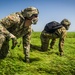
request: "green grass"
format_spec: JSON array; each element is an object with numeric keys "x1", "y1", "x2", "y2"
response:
[{"x1": 0, "y1": 32, "x2": 75, "y2": 75}]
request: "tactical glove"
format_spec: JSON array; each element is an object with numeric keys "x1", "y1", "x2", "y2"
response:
[{"x1": 10, "y1": 34, "x2": 18, "y2": 49}]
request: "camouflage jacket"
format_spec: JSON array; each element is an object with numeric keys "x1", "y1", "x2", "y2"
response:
[
  {"x1": 0, "y1": 12, "x2": 32, "y2": 38},
  {"x1": 0, "y1": 12, "x2": 32, "y2": 50}
]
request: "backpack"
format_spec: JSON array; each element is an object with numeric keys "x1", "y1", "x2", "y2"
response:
[{"x1": 44, "y1": 21, "x2": 62, "y2": 33}]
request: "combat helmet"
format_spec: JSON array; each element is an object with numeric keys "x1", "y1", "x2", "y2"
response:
[
  {"x1": 21, "y1": 6, "x2": 39, "y2": 18},
  {"x1": 61, "y1": 19, "x2": 71, "y2": 30},
  {"x1": 61, "y1": 19, "x2": 71, "y2": 26}
]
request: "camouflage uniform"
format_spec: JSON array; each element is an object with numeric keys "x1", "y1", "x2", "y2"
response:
[
  {"x1": 40, "y1": 19, "x2": 71, "y2": 55},
  {"x1": 0, "y1": 6, "x2": 39, "y2": 62}
]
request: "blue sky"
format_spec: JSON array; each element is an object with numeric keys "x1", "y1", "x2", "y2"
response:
[{"x1": 0, "y1": 0, "x2": 75, "y2": 32}]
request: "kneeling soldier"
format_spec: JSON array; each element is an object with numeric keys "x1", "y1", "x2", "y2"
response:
[{"x1": 40, "y1": 19, "x2": 71, "y2": 56}]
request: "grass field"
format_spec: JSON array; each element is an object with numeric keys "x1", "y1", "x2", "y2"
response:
[{"x1": 0, "y1": 32, "x2": 75, "y2": 75}]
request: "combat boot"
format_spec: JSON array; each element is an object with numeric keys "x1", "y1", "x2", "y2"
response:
[
  {"x1": 25, "y1": 59, "x2": 30, "y2": 63},
  {"x1": 41, "y1": 46, "x2": 47, "y2": 51},
  {"x1": 25, "y1": 55, "x2": 30, "y2": 63},
  {"x1": 50, "y1": 46, "x2": 54, "y2": 49},
  {"x1": 60, "y1": 52, "x2": 64, "y2": 56}
]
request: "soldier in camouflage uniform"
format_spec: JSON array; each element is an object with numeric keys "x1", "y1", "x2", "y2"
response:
[
  {"x1": 40, "y1": 19, "x2": 71, "y2": 56},
  {"x1": 0, "y1": 6, "x2": 39, "y2": 62}
]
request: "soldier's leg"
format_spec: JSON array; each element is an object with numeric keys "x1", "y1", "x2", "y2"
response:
[
  {"x1": 40, "y1": 34, "x2": 50, "y2": 51},
  {"x1": 0, "y1": 35, "x2": 9, "y2": 59},
  {"x1": 50, "y1": 38, "x2": 56, "y2": 49},
  {"x1": 24, "y1": 45, "x2": 30, "y2": 62},
  {"x1": 23, "y1": 35, "x2": 30, "y2": 63},
  {"x1": 59, "y1": 39, "x2": 64, "y2": 56}
]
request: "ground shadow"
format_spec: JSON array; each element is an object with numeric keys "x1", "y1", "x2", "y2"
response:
[
  {"x1": 30, "y1": 57, "x2": 41, "y2": 63},
  {"x1": 30, "y1": 44, "x2": 41, "y2": 51}
]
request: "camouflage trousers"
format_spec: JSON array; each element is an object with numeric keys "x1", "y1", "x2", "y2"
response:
[
  {"x1": 22, "y1": 35, "x2": 30, "y2": 62},
  {"x1": 40, "y1": 30, "x2": 57, "y2": 51},
  {"x1": 23, "y1": 44, "x2": 30, "y2": 62},
  {"x1": 0, "y1": 34, "x2": 9, "y2": 59}
]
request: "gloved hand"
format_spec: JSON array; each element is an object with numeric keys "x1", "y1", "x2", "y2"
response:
[{"x1": 10, "y1": 34, "x2": 18, "y2": 49}]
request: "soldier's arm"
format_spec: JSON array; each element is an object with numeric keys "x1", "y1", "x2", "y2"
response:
[
  {"x1": 0, "y1": 24, "x2": 16, "y2": 39},
  {"x1": 59, "y1": 29, "x2": 67, "y2": 55},
  {"x1": 0, "y1": 25, "x2": 16, "y2": 39},
  {"x1": 0, "y1": 25, "x2": 17, "y2": 49},
  {"x1": 50, "y1": 38, "x2": 56, "y2": 49}
]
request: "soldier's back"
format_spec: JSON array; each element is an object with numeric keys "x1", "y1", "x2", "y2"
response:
[
  {"x1": 0, "y1": 12, "x2": 24, "y2": 28},
  {"x1": 52, "y1": 26, "x2": 67, "y2": 39}
]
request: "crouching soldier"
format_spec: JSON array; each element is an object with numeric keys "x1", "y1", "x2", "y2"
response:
[
  {"x1": 0, "y1": 6, "x2": 39, "y2": 62},
  {"x1": 40, "y1": 19, "x2": 71, "y2": 56}
]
